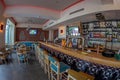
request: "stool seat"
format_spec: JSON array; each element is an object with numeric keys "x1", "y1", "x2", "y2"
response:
[{"x1": 51, "y1": 62, "x2": 70, "y2": 73}]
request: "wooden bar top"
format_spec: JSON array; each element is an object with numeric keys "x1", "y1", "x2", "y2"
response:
[
  {"x1": 68, "y1": 70, "x2": 94, "y2": 80},
  {"x1": 39, "y1": 42, "x2": 120, "y2": 68}
]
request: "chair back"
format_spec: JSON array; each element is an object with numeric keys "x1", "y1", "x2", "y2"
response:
[
  {"x1": 43, "y1": 51, "x2": 49, "y2": 65},
  {"x1": 18, "y1": 54, "x2": 26, "y2": 61},
  {"x1": 39, "y1": 48, "x2": 44, "y2": 60},
  {"x1": 49, "y1": 56, "x2": 60, "y2": 73}
]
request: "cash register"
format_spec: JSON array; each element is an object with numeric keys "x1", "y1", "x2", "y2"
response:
[{"x1": 102, "y1": 49, "x2": 115, "y2": 57}]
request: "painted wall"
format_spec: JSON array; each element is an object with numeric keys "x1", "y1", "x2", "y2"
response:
[
  {"x1": 16, "y1": 28, "x2": 49, "y2": 41},
  {"x1": 0, "y1": 1, "x2": 6, "y2": 49}
]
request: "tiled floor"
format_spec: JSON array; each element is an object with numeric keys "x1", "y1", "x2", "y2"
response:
[{"x1": 0, "y1": 51, "x2": 48, "y2": 80}]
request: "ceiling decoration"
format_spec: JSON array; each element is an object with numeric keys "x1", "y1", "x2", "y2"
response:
[
  {"x1": 4, "y1": 0, "x2": 83, "y2": 11},
  {"x1": 14, "y1": 17, "x2": 48, "y2": 25}
]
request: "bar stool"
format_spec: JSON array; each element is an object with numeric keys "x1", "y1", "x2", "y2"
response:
[
  {"x1": 17, "y1": 53, "x2": 28, "y2": 64},
  {"x1": 39, "y1": 48, "x2": 44, "y2": 68},
  {"x1": 67, "y1": 69, "x2": 94, "y2": 80},
  {"x1": 43, "y1": 50, "x2": 50, "y2": 80},
  {"x1": 49, "y1": 56, "x2": 70, "y2": 80}
]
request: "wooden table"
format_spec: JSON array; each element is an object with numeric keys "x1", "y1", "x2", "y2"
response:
[
  {"x1": 0, "y1": 51, "x2": 8, "y2": 63},
  {"x1": 39, "y1": 42, "x2": 120, "y2": 68}
]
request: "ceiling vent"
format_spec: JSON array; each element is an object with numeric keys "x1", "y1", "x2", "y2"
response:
[
  {"x1": 49, "y1": 22, "x2": 54, "y2": 25},
  {"x1": 44, "y1": 26, "x2": 47, "y2": 27},
  {"x1": 101, "y1": 0, "x2": 113, "y2": 5},
  {"x1": 69, "y1": 8, "x2": 84, "y2": 15}
]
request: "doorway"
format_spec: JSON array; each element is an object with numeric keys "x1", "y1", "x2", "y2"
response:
[{"x1": 5, "y1": 19, "x2": 15, "y2": 48}]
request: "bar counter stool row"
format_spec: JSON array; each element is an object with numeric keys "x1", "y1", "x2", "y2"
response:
[{"x1": 37, "y1": 47, "x2": 94, "y2": 80}]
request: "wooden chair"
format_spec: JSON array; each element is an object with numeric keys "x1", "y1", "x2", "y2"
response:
[
  {"x1": 17, "y1": 53, "x2": 28, "y2": 64},
  {"x1": 49, "y1": 56, "x2": 70, "y2": 80},
  {"x1": 0, "y1": 53, "x2": 8, "y2": 64},
  {"x1": 43, "y1": 50, "x2": 50, "y2": 80},
  {"x1": 68, "y1": 69, "x2": 94, "y2": 80},
  {"x1": 38, "y1": 48, "x2": 44, "y2": 68},
  {"x1": 17, "y1": 49, "x2": 28, "y2": 64},
  {"x1": 0, "y1": 48, "x2": 9, "y2": 64}
]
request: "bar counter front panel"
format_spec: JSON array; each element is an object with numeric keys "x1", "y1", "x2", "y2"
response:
[
  {"x1": 39, "y1": 42, "x2": 120, "y2": 79},
  {"x1": 39, "y1": 42, "x2": 120, "y2": 68}
]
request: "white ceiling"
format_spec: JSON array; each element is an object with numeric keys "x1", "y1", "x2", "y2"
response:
[
  {"x1": 3, "y1": 0, "x2": 83, "y2": 26},
  {"x1": 3, "y1": 0, "x2": 120, "y2": 28},
  {"x1": 14, "y1": 17, "x2": 48, "y2": 24},
  {"x1": 4, "y1": 0, "x2": 80, "y2": 11}
]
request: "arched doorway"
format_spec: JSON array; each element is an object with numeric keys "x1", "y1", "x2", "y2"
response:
[{"x1": 5, "y1": 19, "x2": 15, "y2": 49}]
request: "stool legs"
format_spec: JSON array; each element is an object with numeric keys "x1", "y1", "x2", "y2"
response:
[
  {"x1": 44, "y1": 64, "x2": 47, "y2": 74},
  {"x1": 2, "y1": 58, "x2": 7, "y2": 64},
  {"x1": 44, "y1": 61, "x2": 51, "y2": 80},
  {"x1": 48, "y1": 66, "x2": 50, "y2": 80}
]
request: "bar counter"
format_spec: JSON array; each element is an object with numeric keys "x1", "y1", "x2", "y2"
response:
[{"x1": 39, "y1": 42, "x2": 120, "y2": 68}]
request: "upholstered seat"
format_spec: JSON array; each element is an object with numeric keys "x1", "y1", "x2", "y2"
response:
[
  {"x1": 18, "y1": 42, "x2": 35, "y2": 51},
  {"x1": 50, "y1": 62, "x2": 70, "y2": 73}
]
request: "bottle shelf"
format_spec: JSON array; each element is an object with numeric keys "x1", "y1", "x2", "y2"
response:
[{"x1": 82, "y1": 20, "x2": 120, "y2": 50}]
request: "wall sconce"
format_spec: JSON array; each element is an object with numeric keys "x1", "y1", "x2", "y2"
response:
[{"x1": 0, "y1": 24, "x2": 4, "y2": 32}]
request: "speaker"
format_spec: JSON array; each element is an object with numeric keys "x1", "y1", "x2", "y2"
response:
[{"x1": 96, "y1": 13, "x2": 105, "y2": 21}]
